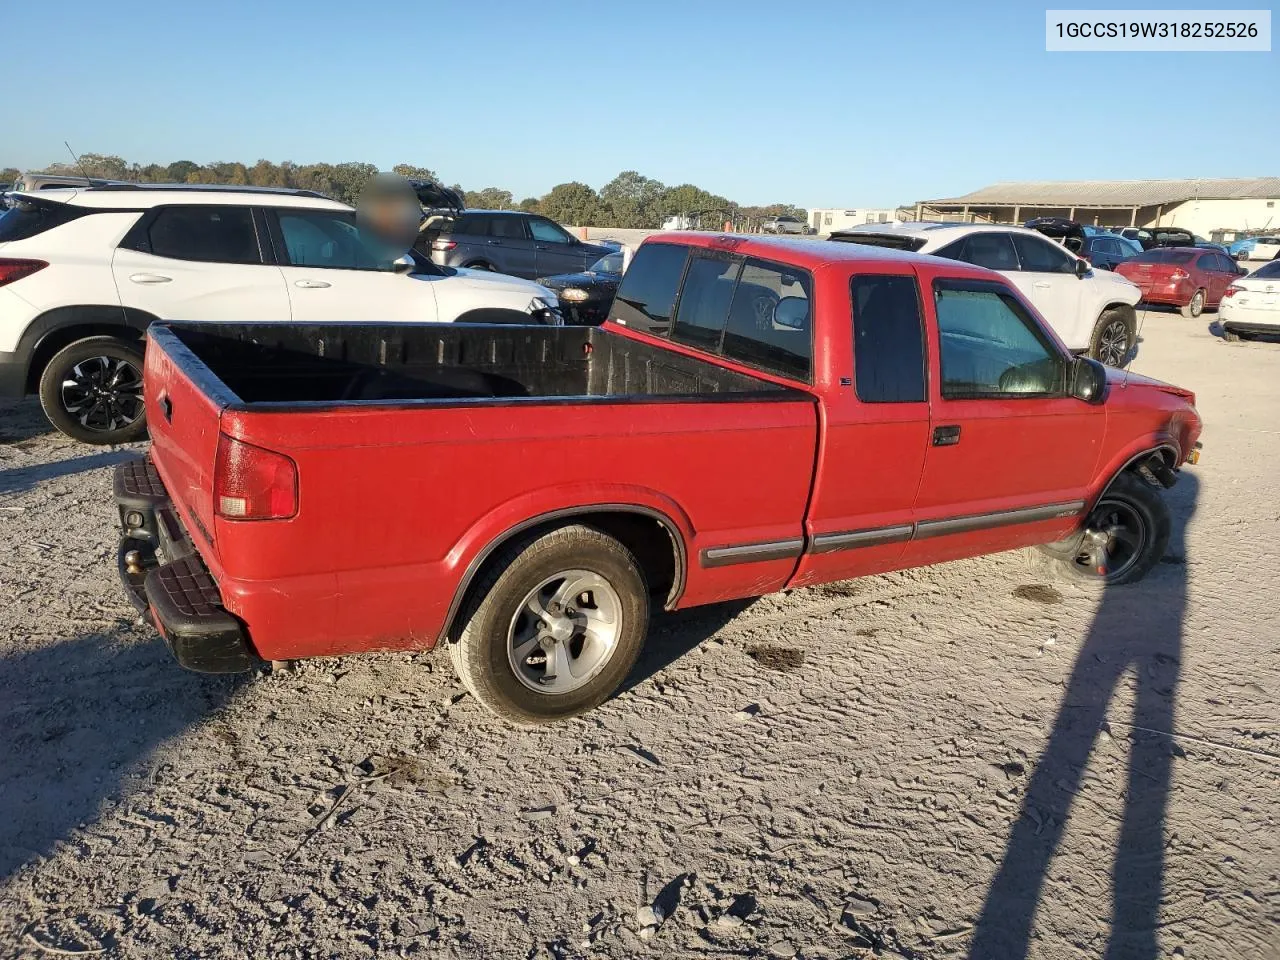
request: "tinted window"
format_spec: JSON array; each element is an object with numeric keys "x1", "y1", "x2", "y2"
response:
[
  {"x1": 1252, "y1": 259, "x2": 1280, "y2": 278},
  {"x1": 529, "y1": 218, "x2": 571, "y2": 243},
  {"x1": 1132, "y1": 249, "x2": 1195, "y2": 264},
  {"x1": 934, "y1": 281, "x2": 1063, "y2": 398},
  {"x1": 1195, "y1": 253, "x2": 1218, "y2": 271},
  {"x1": 672, "y1": 256, "x2": 741, "y2": 351},
  {"x1": 611, "y1": 243, "x2": 688, "y2": 334},
  {"x1": 1116, "y1": 237, "x2": 1143, "y2": 256},
  {"x1": 277, "y1": 210, "x2": 388, "y2": 270},
  {"x1": 0, "y1": 197, "x2": 90, "y2": 242},
  {"x1": 851, "y1": 275, "x2": 925, "y2": 403},
  {"x1": 1013, "y1": 234, "x2": 1076, "y2": 273},
  {"x1": 1214, "y1": 254, "x2": 1236, "y2": 273},
  {"x1": 950, "y1": 233, "x2": 1019, "y2": 271},
  {"x1": 147, "y1": 206, "x2": 258, "y2": 264},
  {"x1": 452, "y1": 214, "x2": 489, "y2": 235},
  {"x1": 722, "y1": 259, "x2": 813, "y2": 381},
  {"x1": 488, "y1": 216, "x2": 526, "y2": 239}
]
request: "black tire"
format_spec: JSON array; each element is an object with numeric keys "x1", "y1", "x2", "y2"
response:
[
  {"x1": 448, "y1": 524, "x2": 649, "y2": 724},
  {"x1": 38, "y1": 336, "x2": 147, "y2": 445},
  {"x1": 1181, "y1": 289, "x2": 1205, "y2": 319},
  {"x1": 1047, "y1": 471, "x2": 1171, "y2": 586},
  {"x1": 1089, "y1": 307, "x2": 1135, "y2": 366},
  {"x1": 1222, "y1": 328, "x2": 1242, "y2": 342}
]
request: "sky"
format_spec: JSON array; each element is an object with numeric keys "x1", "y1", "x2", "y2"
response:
[{"x1": 3, "y1": 0, "x2": 1275, "y2": 209}]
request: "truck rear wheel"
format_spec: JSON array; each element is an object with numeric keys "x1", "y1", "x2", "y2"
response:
[
  {"x1": 38, "y1": 336, "x2": 147, "y2": 445},
  {"x1": 449, "y1": 524, "x2": 649, "y2": 724}
]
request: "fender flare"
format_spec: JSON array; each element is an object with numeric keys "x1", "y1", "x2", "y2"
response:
[
  {"x1": 12, "y1": 305, "x2": 159, "y2": 391},
  {"x1": 436, "y1": 485, "x2": 694, "y2": 644},
  {"x1": 1093, "y1": 439, "x2": 1180, "y2": 504}
]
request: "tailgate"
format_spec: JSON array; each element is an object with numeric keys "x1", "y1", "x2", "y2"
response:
[{"x1": 143, "y1": 327, "x2": 228, "y2": 557}]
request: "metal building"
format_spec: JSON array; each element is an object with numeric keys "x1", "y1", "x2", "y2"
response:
[{"x1": 914, "y1": 178, "x2": 1280, "y2": 240}]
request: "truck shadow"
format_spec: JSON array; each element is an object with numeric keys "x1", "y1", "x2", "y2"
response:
[
  {"x1": 0, "y1": 449, "x2": 137, "y2": 496},
  {"x1": 619, "y1": 599, "x2": 755, "y2": 695},
  {"x1": 0, "y1": 627, "x2": 245, "y2": 882},
  {"x1": 968, "y1": 472, "x2": 1198, "y2": 960}
]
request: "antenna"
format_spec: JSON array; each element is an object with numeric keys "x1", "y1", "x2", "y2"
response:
[{"x1": 64, "y1": 141, "x2": 93, "y2": 182}]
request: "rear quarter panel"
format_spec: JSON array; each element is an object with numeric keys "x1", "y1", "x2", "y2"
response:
[{"x1": 215, "y1": 396, "x2": 817, "y2": 660}]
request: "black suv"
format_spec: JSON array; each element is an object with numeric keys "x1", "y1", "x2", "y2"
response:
[{"x1": 422, "y1": 210, "x2": 616, "y2": 280}]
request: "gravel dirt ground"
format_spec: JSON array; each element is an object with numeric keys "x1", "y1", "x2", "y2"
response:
[{"x1": 0, "y1": 310, "x2": 1277, "y2": 960}]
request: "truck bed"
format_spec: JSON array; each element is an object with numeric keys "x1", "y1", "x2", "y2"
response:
[{"x1": 158, "y1": 322, "x2": 797, "y2": 407}]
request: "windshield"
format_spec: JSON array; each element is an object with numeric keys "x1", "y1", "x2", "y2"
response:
[
  {"x1": 590, "y1": 252, "x2": 624, "y2": 273},
  {"x1": 1131, "y1": 249, "x2": 1195, "y2": 264}
]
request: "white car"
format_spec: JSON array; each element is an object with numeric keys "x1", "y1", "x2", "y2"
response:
[
  {"x1": 831, "y1": 222, "x2": 1142, "y2": 366},
  {"x1": 0, "y1": 185, "x2": 560, "y2": 444},
  {"x1": 1220, "y1": 259, "x2": 1280, "y2": 340},
  {"x1": 1243, "y1": 236, "x2": 1280, "y2": 262}
]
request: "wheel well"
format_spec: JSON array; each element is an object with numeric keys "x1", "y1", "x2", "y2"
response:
[
  {"x1": 444, "y1": 509, "x2": 684, "y2": 643},
  {"x1": 462, "y1": 260, "x2": 492, "y2": 270},
  {"x1": 1100, "y1": 302, "x2": 1136, "y2": 325},
  {"x1": 26, "y1": 324, "x2": 145, "y2": 393},
  {"x1": 453, "y1": 307, "x2": 533, "y2": 325}
]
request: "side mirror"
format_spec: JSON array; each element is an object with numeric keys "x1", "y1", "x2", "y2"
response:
[
  {"x1": 773, "y1": 296, "x2": 809, "y2": 330},
  {"x1": 392, "y1": 253, "x2": 416, "y2": 274},
  {"x1": 1074, "y1": 257, "x2": 1090, "y2": 277},
  {"x1": 1070, "y1": 356, "x2": 1108, "y2": 404}
]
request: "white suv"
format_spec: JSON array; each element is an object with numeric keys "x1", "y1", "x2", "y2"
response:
[
  {"x1": 0, "y1": 185, "x2": 561, "y2": 444},
  {"x1": 831, "y1": 222, "x2": 1141, "y2": 366}
]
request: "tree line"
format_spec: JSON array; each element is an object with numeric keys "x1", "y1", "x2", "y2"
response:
[{"x1": 2, "y1": 156, "x2": 808, "y2": 230}]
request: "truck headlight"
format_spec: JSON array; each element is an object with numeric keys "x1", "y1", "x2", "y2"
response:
[{"x1": 559, "y1": 288, "x2": 590, "y2": 302}]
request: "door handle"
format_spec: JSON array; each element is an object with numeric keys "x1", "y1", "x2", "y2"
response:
[
  {"x1": 294, "y1": 279, "x2": 331, "y2": 289},
  {"x1": 1033, "y1": 281, "x2": 1052, "y2": 289},
  {"x1": 129, "y1": 273, "x2": 172, "y2": 284},
  {"x1": 486, "y1": 239, "x2": 501, "y2": 245},
  {"x1": 932, "y1": 425, "x2": 961, "y2": 446}
]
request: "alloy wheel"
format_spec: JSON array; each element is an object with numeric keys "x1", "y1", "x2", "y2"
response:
[
  {"x1": 507, "y1": 570, "x2": 623, "y2": 695},
  {"x1": 1069, "y1": 497, "x2": 1147, "y2": 581},
  {"x1": 59, "y1": 356, "x2": 144, "y2": 433},
  {"x1": 1097, "y1": 319, "x2": 1130, "y2": 366}
]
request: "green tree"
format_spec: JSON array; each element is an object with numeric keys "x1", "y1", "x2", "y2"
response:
[
  {"x1": 1, "y1": 167, "x2": 20, "y2": 184},
  {"x1": 464, "y1": 187, "x2": 514, "y2": 210},
  {"x1": 164, "y1": 160, "x2": 199, "y2": 183},
  {"x1": 392, "y1": 163, "x2": 440, "y2": 182},
  {"x1": 658, "y1": 183, "x2": 733, "y2": 228},
  {"x1": 599, "y1": 170, "x2": 665, "y2": 228},
  {"x1": 539, "y1": 181, "x2": 604, "y2": 227},
  {"x1": 517, "y1": 196, "x2": 541, "y2": 213}
]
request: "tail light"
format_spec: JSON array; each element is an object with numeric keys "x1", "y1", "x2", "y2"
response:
[
  {"x1": 1169, "y1": 269, "x2": 1189, "y2": 281},
  {"x1": 214, "y1": 434, "x2": 298, "y2": 520},
  {"x1": 1223, "y1": 284, "x2": 1243, "y2": 298},
  {"x1": 430, "y1": 239, "x2": 456, "y2": 251},
  {"x1": 0, "y1": 258, "x2": 48, "y2": 287}
]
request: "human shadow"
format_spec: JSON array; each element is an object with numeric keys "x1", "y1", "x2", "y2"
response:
[
  {"x1": 618, "y1": 599, "x2": 754, "y2": 696},
  {"x1": 0, "y1": 627, "x2": 246, "y2": 882},
  {"x1": 0, "y1": 449, "x2": 136, "y2": 495},
  {"x1": 968, "y1": 472, "x2": 1198, "y2": 959}
]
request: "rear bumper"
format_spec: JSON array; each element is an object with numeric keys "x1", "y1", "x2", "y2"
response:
[
  {"x1": 113, "y1": 458, "x2": 259, "y2": 673},
  {"x1": 1222, "y1": 319, "x2": 1280, "y2": 336}
]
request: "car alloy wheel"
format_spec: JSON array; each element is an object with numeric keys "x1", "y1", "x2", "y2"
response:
[
  {"x1": 506, "y1": 569, "x2": 623, "y2": 695},
  {"x1": 1096, "y1": 318, "x2": 1130, "y2": 366},
  {"x1": 1069, "y1": 497, "x2": 1147, "y2": 582},
  {"x1": 60, "y1": 356, "x2": 145, "y2": 433},
  {"x1": 1188, "y1": 290, "x2": 1204, "y2": 317}
]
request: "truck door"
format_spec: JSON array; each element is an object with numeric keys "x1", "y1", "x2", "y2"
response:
[
  {"x1": 788, "y1": 270, "x2": 931, "y2": 588},
  {"x1": 900, "y1": 274, "x2": 1106, "y2": 568}
]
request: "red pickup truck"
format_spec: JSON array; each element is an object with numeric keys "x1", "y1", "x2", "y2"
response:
[{"x1": 112, "y1": 234, "x2": 1202, "y2": 723}]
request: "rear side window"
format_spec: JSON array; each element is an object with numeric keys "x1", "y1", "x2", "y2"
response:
[
  {"x1": 488, "y1": 216, "x2": 526, "y2": 239},
  {"x1": 851, "y1": 275, "x2": 926, "y2": 403},
  {"x1": 0, "y1": 198, "x2": 91, "y2": 242},
  {"x1": 611, "y1": 243, "x2": 689, "y2": 335},
  {"x1": 935, "y1": 233, "x2": 1019, "y2": 271},
  {"x1": 721, "y1": 259, "x2": 812, "y2": 380},
  {"x1": 672, "y1": 256, "x2": 741, "y2": 350},
  {"x1": 452, "y1": 214, "x2": 490, "y2": 235},
  {"x1": 139, "y1": 206, "x2": 259, "y2": 264},
  {"x1": 1131, "y1": 249, "x2": 1195, "y2": 264}
]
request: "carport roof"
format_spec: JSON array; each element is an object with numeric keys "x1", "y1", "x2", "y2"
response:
[{"x1": 924, "y1": 178, "x2": 1280, "y2": 208}]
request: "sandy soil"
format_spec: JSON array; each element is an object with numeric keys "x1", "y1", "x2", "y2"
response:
[{"x1": 0, "y1": 311, "x2": 1276, "y2": 960}]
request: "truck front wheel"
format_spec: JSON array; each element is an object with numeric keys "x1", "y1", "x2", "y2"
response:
[
  {"x1": 1043, "y1": 471, "x2": 1171, "y2": 585},
  {"x1": 449, "y1": 524, "x2": 650, "y2": 724}
]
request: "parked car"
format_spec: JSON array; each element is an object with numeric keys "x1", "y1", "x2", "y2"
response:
[
  {"x1": 1025, "y1": 218, "x2": 1141, "y2": 270},
  {"x1": 0, "y1": 185, "x2": 562, "y2": 444},
  {"x1": 1118, "y1": 226, "x2": 1197, "y2": 250},
  {"x1": 425, "y1": 210, "x2": 615, "y2": 279},
  {"x1": 761, "y1": 215, "x2": 809, "y2": 235},
  {"x1": 1114, "y1": 247, "x2": 1247, "y2": 317},
  {"x1": 1082, "y1": 234, "x2": 1143, "y2": 271},
  {"x1": 535, "y1": 250, "x2": 624, "y2": 325},
  {"x1": 831, "y1": 222, "x2": 1141, "y2": 366},
  {"x1": 1240, "y1": 236, "x2": 1280, "y2": 262},
  {"x1": 111, "y1": 233, "x2": 1201, "y2": 724},
  {"x1": 1194, "y1": 239, "x2": 1232, "y2": 256},
  {"x1": 10, "y1": 172, "x2": 131, "y2": 192},
  {"x1": 1220, "y1": 258, "x2": 1280, "y2": 340}
]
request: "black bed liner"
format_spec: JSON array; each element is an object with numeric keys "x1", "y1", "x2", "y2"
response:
[{"x1": 156, "y1": 322, "x2": 806, "y2": 408}]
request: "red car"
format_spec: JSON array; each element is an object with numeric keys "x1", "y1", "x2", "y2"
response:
[
  {"x1": 1115, "y1": 246, "x2": 1247, "y2": 318},
  {"x1": 112, "y1": 234, "x2": 1202, "y2": 723}
]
